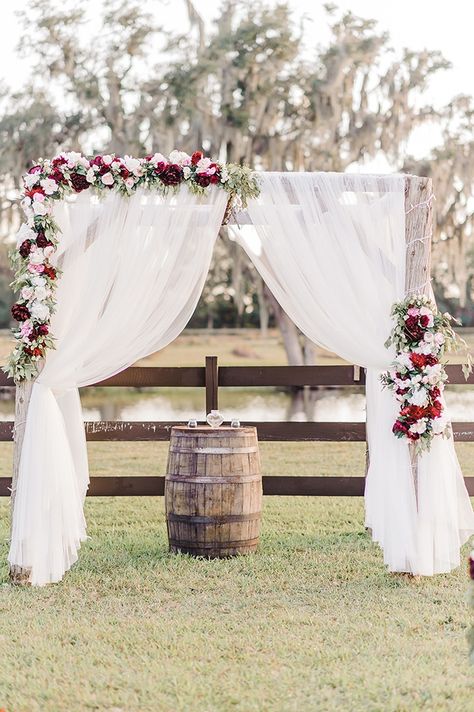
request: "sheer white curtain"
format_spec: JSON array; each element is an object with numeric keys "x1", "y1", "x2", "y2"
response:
[
  {"x1": 235, "y1": 171, "x2": 474, "y2": 575},
  {"x1": 10, "y1": 186, "x2": 228, "y2": 585}
]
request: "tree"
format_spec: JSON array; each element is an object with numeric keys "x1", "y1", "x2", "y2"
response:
[{"x1": 0, "y1": 0, "x2": 472, "y2": 354}]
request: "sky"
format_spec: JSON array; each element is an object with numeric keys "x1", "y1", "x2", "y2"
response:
[{"x1": 1, "y1": 0, "x2": 473, "y2": 161}]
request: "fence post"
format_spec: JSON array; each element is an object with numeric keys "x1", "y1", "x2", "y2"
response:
[
  {"x1": 404, "y1": 175, "x2": 434, "y2": 501},
  {"x1": 205, "y1": 356, "x2": 219, "y2": 414}
]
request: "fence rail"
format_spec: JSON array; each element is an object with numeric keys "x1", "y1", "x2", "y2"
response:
[{"x1": 1, "y1": 358, "x2": 473, "y2": 497}]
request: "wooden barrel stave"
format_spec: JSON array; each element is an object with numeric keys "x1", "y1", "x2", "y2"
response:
[{"x1": 165, "y1": 426, "x2": 262, "y2": 557}]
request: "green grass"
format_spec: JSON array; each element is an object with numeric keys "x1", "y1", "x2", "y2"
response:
[
  {"x1": 0, "y1": 441, "x2": 473, "y2": 711},
  {"x1": 0, "y1": 329, "x2": 474, "y2": 710}
]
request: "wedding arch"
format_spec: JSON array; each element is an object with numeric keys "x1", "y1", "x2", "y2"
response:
[{"x1": 6, "y1": 150, "x2": 474, "y2": 585}]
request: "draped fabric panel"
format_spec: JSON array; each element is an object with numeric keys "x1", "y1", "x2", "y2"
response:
[
  {"x1": 234, "y1": 171, "x2": 474, "y2": 575},
  {"x1": 10, "y1": 186, "x2": 228, "y2": 585}
]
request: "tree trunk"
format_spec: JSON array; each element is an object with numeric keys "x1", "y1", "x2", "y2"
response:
[
  {"x1": 264, "y1": 286, "x2": 304, "y2": 365},
  {"x1": 256, "y1": 277, "x2": 269, "y2": 338}
]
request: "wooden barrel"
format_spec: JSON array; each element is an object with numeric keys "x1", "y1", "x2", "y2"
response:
[{"x1": 165, "y1": 426, "x2": 262, "y2": 557}]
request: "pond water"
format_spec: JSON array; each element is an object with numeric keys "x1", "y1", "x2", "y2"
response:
[{"x1": 0, "y1": 386, "x2": 473, "y2": 423}]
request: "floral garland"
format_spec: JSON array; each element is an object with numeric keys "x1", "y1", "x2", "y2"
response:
[
  {"x1": 381, "y1": 295, "x2": 471, "y2": 453},
  {"x1": 5, "y1": 150, "x2": 260, "y2": 381}
]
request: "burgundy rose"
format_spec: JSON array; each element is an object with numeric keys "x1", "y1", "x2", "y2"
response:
[
  {"x1": 191, "y1": 151, "x2": 203, "y2": 165},
  {"x1": 52, "y1": 156, "x2": 67, "y2": 168},
  {"x1": 19, "y1": 240, "x2": 33, "y2": 258},
  {"x1": 159, "y1": 164, "x2": 183, "y2": 186},
  {"x1": 210, "y1": 174, "x2": 220, "y2": 184},
  {"x1": 393, "y1": 420, "x2": 409, "y2": 435},
  {"x1": 50, "y1": 170, "x2": 65, "y2": 184},
  {"x1": 120, "y1": 166, "x2": 131, "y2": 179},
  {"x1": 90, "y1": 156, "x2": 103, "y2": 166},
  {"x1": 154, "y1": 161, "x2": 167, "y2": 173},
  {"x1": 430, "y1": 386, "x2": 441, "y2": 399},
  {"x1": 36, "y1": 324, "x2": 49, "y2": 336},
  {"x1": 195, "y1": 174, "x2": 211, "y2": 187},
  {"x1": 43, "y1": 265, "x2": 57, "y2": 280},
  {"x1": 424, "y1": 354, "x2": 438, "y2": 367},
  {"x1": 35, "y1": 232, "x2": 53, "y2": 249},
  {"x1": 70, "y1": 171, "x2": 90, "y2": 192},
  {"x1": 420, "y1": 315, "x2": 430, "y2": 328},
  {"x1": 11, "y1": 303, "x2": 30, "y2": 322},
  {"x1": 428, "y1": 400, "x2": 443, "y2": 418}
]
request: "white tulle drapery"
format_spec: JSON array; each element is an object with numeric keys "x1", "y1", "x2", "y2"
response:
[
  {"x1": 234, "y1": 171, "x2": 474, "y2": 575},
  {"x1": 10, "y1": 186, "x2": 228, "y2": 585}
]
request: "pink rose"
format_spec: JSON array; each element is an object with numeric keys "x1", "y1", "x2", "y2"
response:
[
  {"x1": 101, "y1": 172, "x2": 114, "y2": 186},
  {"x1": 28, "y1": 264, "x2": 45, "y2": 274}
]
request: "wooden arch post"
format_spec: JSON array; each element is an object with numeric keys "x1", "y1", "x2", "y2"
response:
[{"x1": 404, "y1": 175, "x2": 434, "y2": 497}]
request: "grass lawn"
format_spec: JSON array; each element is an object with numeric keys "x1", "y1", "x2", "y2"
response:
[
  {"x1": 0, "y1": 441, "x2": 473, "y2": 711},
  {"x1": 0, "y1": 331, "x2": 473, "y2": 710}
]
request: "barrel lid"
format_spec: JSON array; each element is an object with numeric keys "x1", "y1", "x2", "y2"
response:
[{"x1": 171, "y1": 425, "x2": 256, "y2": 434}]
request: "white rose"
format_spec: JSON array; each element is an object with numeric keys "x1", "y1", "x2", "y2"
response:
[
  {"x1": 169, "y1": 150, "x2": 191, "y2": 167},
  {"x1": 394, "y1": 353, "x2": 412, "y2": 370},
  {"x1": 34, "y1": 286, "x2": 49, "y2": 301},
  {"x1": 434, "y1": 333, "x2": 445, "y2": 346},
  {"x1": 32, "y1": 276, "x2": 46, "y2": 287},
  {"x1": 64, "y1": 151, "x2": 83, "y2": 168},
  {"x1": 21, "y1": 286, "x2": 34, "y2": 300},
  {"x1": 33, "y1": 201, "x2": 49, "y2": 216},
  {"x1": 124, "y1": 177, "x2": 136, "y2": 189},
  {"x1": 30, "y1": 301, "x2": 50, "y2": 320},
  {"x1": 29, "y1": 248, "x2": 45, "y2": 265},
  {"x1": 149, "y1": 152, "x2": 167, "y2": 167},
  {"x1": 44, "y1": 246, "x2": 55, "y2": 259},
  {"x1": 15, "y1": 223, "x2": 36, "y2": 247},
  {"x1": 196, "y1": 157, "x2": 212, "y2": 174},
  {"x1": 183, "y1": 166, "x2": 192, "y2": 179},
  {"x1": 432, "y1": 416, "x2": 449, "y2": 435},
  {"x1": 408, "y1": 388, "x2": 429, "y2": 407},
  {"x1": 101, "y1": 172, "x2": 114, "y2": 186},
  {"x1": 410, "y1": 420, "x2": 427, "y2": 435},
  {"x1": 102, "y1": 155, "x2": 113, "y2": 166},
  {"x1": 24, "y1": 174, "x2": 40, "y2": 188},
  {"x1": 423, "y1": 332, "x2": 434, "y2": 343},
  {"x1": 123, "y1": 155, "x2": 142, "y2": 176},
  {"x1": 40, "y1": 178, "x2": 58, "y2": 195},
  {"x1": 86, "y1": 168, "x2": 96, "y2": 183},
  {"x1": 220, "y1": 169, "x2": 229, "y2": 183}
]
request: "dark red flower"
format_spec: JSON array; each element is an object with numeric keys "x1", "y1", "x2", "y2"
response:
[
  {"x1": 35, "y1": 232, "x2": 53, "y2": 249},
  {"x1": 428, "y1": 400, "x2": 443, "y2": 418},
  {"x1": 154, "y1": 161, "x2": 167, "y2": 173},
  {"x1": 410, "y1": 353, "x2": 426, "y2": 369},
  {"x1": 33, "y1": 347, "x2": 43, "y2": 357},
  {"x1": 195, "y1": 174, "x2": 211, "y2": 187},
  {"x1": 210, "y1": 174, "x2": 220, "y2": 184},
  {"x1": 470, "y1": 556, "x2": 474, "y2": 581},
  {"x1": 430, "y1": 386, "x2": 441, "y2": 400},
  {"x1": 400, "y1": 405, "x2": 426, "y2": 420},
  {"x1": 49, "y1": 170, "x2": 65, "y2": 184},
  {"x1": 28, "y1": 165, "x2": 42, "y2": 174},
  {"x1": 52, "y1": 156, "x2": 67, "y2": 168},
  {"x1": 120, "y1": 166, "x2": 131, "y2": 179},
  {"x1": 407, "y1": 431, "x2": 420, "y2": 441},
  {"x1": 43, "y1": 265, "x2": 56, "y2": 280},
  {"x1": 191, "y1": 151, "x2": 203, "y2": 165},
  {"x1": 159, "y1": 164, "x2": 183, "y2": 186},
  {"x1": 70, "y1": 171, "x2": 90, "y2": 192},
  {"x1": 393, "y1": 420, "x2": 409, "y2": 436},
  {"x1": 25, "y1": 186, "x2": 45, "y2": 199},
  {"x1": 420, "y1": 315, "x2": 430, "y2": 328},
  {"x1": 11, "y1": 303, "x2": 30, "y2": 322},
  {"x1": 19, "y1": 240, "x2": 33, "y2": 258},
  {"x1": 36, "y1": 324, "x2": 49, "y2": 336},
  {"x1": 424, "y1": 354, "x2": 438, "y2": 367}
]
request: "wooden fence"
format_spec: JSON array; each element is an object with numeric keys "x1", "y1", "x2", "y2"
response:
[{"x1": 1, "y1": 355, "x2": 474, "y2": 497}]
